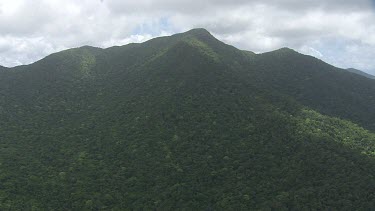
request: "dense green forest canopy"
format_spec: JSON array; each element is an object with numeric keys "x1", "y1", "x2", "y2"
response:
[{"x1": 0, "y1": 28, "x2": 374, "y2": 210}]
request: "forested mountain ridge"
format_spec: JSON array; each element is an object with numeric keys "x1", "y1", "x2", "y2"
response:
[
  {"x1": 0, "y1": 65, "x2": 7, "y2": 70},
  {"x1": 346, "y1": 68, "x2": 375, "y2": 79},
  {"x1": 249, "y1": 47, "x2": 375, "y2": 131},
  {"x1": 0, "y1": 28, "x2": 374, "y2": 210}
]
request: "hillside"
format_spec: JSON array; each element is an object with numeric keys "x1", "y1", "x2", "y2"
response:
[
  {"x1": 0, "y1": 29, "x2": 374, "y2": 210},
  {"x1": 250, "y1": 48, "x2": 375, "y2": 130},
  {"x1": 346, "y1": 68, "x2": 375, "y2": 79}
]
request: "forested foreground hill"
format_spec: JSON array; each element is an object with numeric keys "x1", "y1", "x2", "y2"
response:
[{"x1": 0, "y1": 28, "x2": 375, "y2": 210}]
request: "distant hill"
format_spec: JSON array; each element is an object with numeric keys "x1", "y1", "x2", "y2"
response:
[
  {"x1": 250, "y1": 48, "x2": 375, "y2": 130},
  {"x1": 346, "y1": 68, "x2": 375, "y2": 79},
  {"x1": 0, "y1": 28, "x2": 374, "y2": 210}
]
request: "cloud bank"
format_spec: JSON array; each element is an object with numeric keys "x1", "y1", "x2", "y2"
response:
[{"x1": 0, "y1": 0, "x2": 374, "y2": 74}]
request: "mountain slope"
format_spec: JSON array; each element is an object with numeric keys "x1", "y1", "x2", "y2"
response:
[
  {"x1": 347, "y1": 68, "x2": 375, "y2": 79},
  {"x1": 248, "y1": 48, "x2": 375, "y2": 130},
  {"x1": 0, "y1": 29, "x2": 374, "y2": 210}
]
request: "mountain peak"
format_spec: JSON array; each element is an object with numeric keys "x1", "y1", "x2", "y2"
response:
[
  {"x1": 181, "y1": 28, "x2": 214, "y2": 40},
  {"x1": 275, "y1": 47, "x2": 298, "y2": 53},
  {"x1": 2, "y1": 29, "x2": 375, "y2": 210},
  {"x1": 259, "y1": 47, "x2": 300, "y2": 58},
  {"x1": 185, "y1": 28, "x2": 210, "y2": 35}
]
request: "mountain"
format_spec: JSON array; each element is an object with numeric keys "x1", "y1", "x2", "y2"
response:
[
  {"x1": 0, "y1": 65, "x2": 7, "y2": 70},
  {"x1": 346, "y1": 68, "x2": 375, "y2": 79},
  {"x1": 250, "y1": 48, "x2": 375, "y2": 130},
  {"x1": 0, "y1": 28, "x2": 374, "y2": 210}
]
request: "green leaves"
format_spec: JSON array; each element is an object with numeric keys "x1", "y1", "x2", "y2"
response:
[{"x1": 0, "y1": 28, "x2": 374, "y2": 209}]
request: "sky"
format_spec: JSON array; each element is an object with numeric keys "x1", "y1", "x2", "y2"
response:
[{"x1": 0, "y1": 0, "x2": 375, "y2": 74}]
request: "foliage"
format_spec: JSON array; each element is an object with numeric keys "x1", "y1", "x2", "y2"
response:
[{"x1": 0, "y1": 28, "x2": 374, "y2": 210}]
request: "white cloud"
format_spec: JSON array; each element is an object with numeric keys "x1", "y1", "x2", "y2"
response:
[
  {"x1": 300, "y1": 46, "x2": 324, "y2": 58},
  {"x1": 0, "y1": 0, "x2": 374, "y2": 74},
  {"x1": 101, "y1": 34, "x2": 154, "y2": 47}
]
